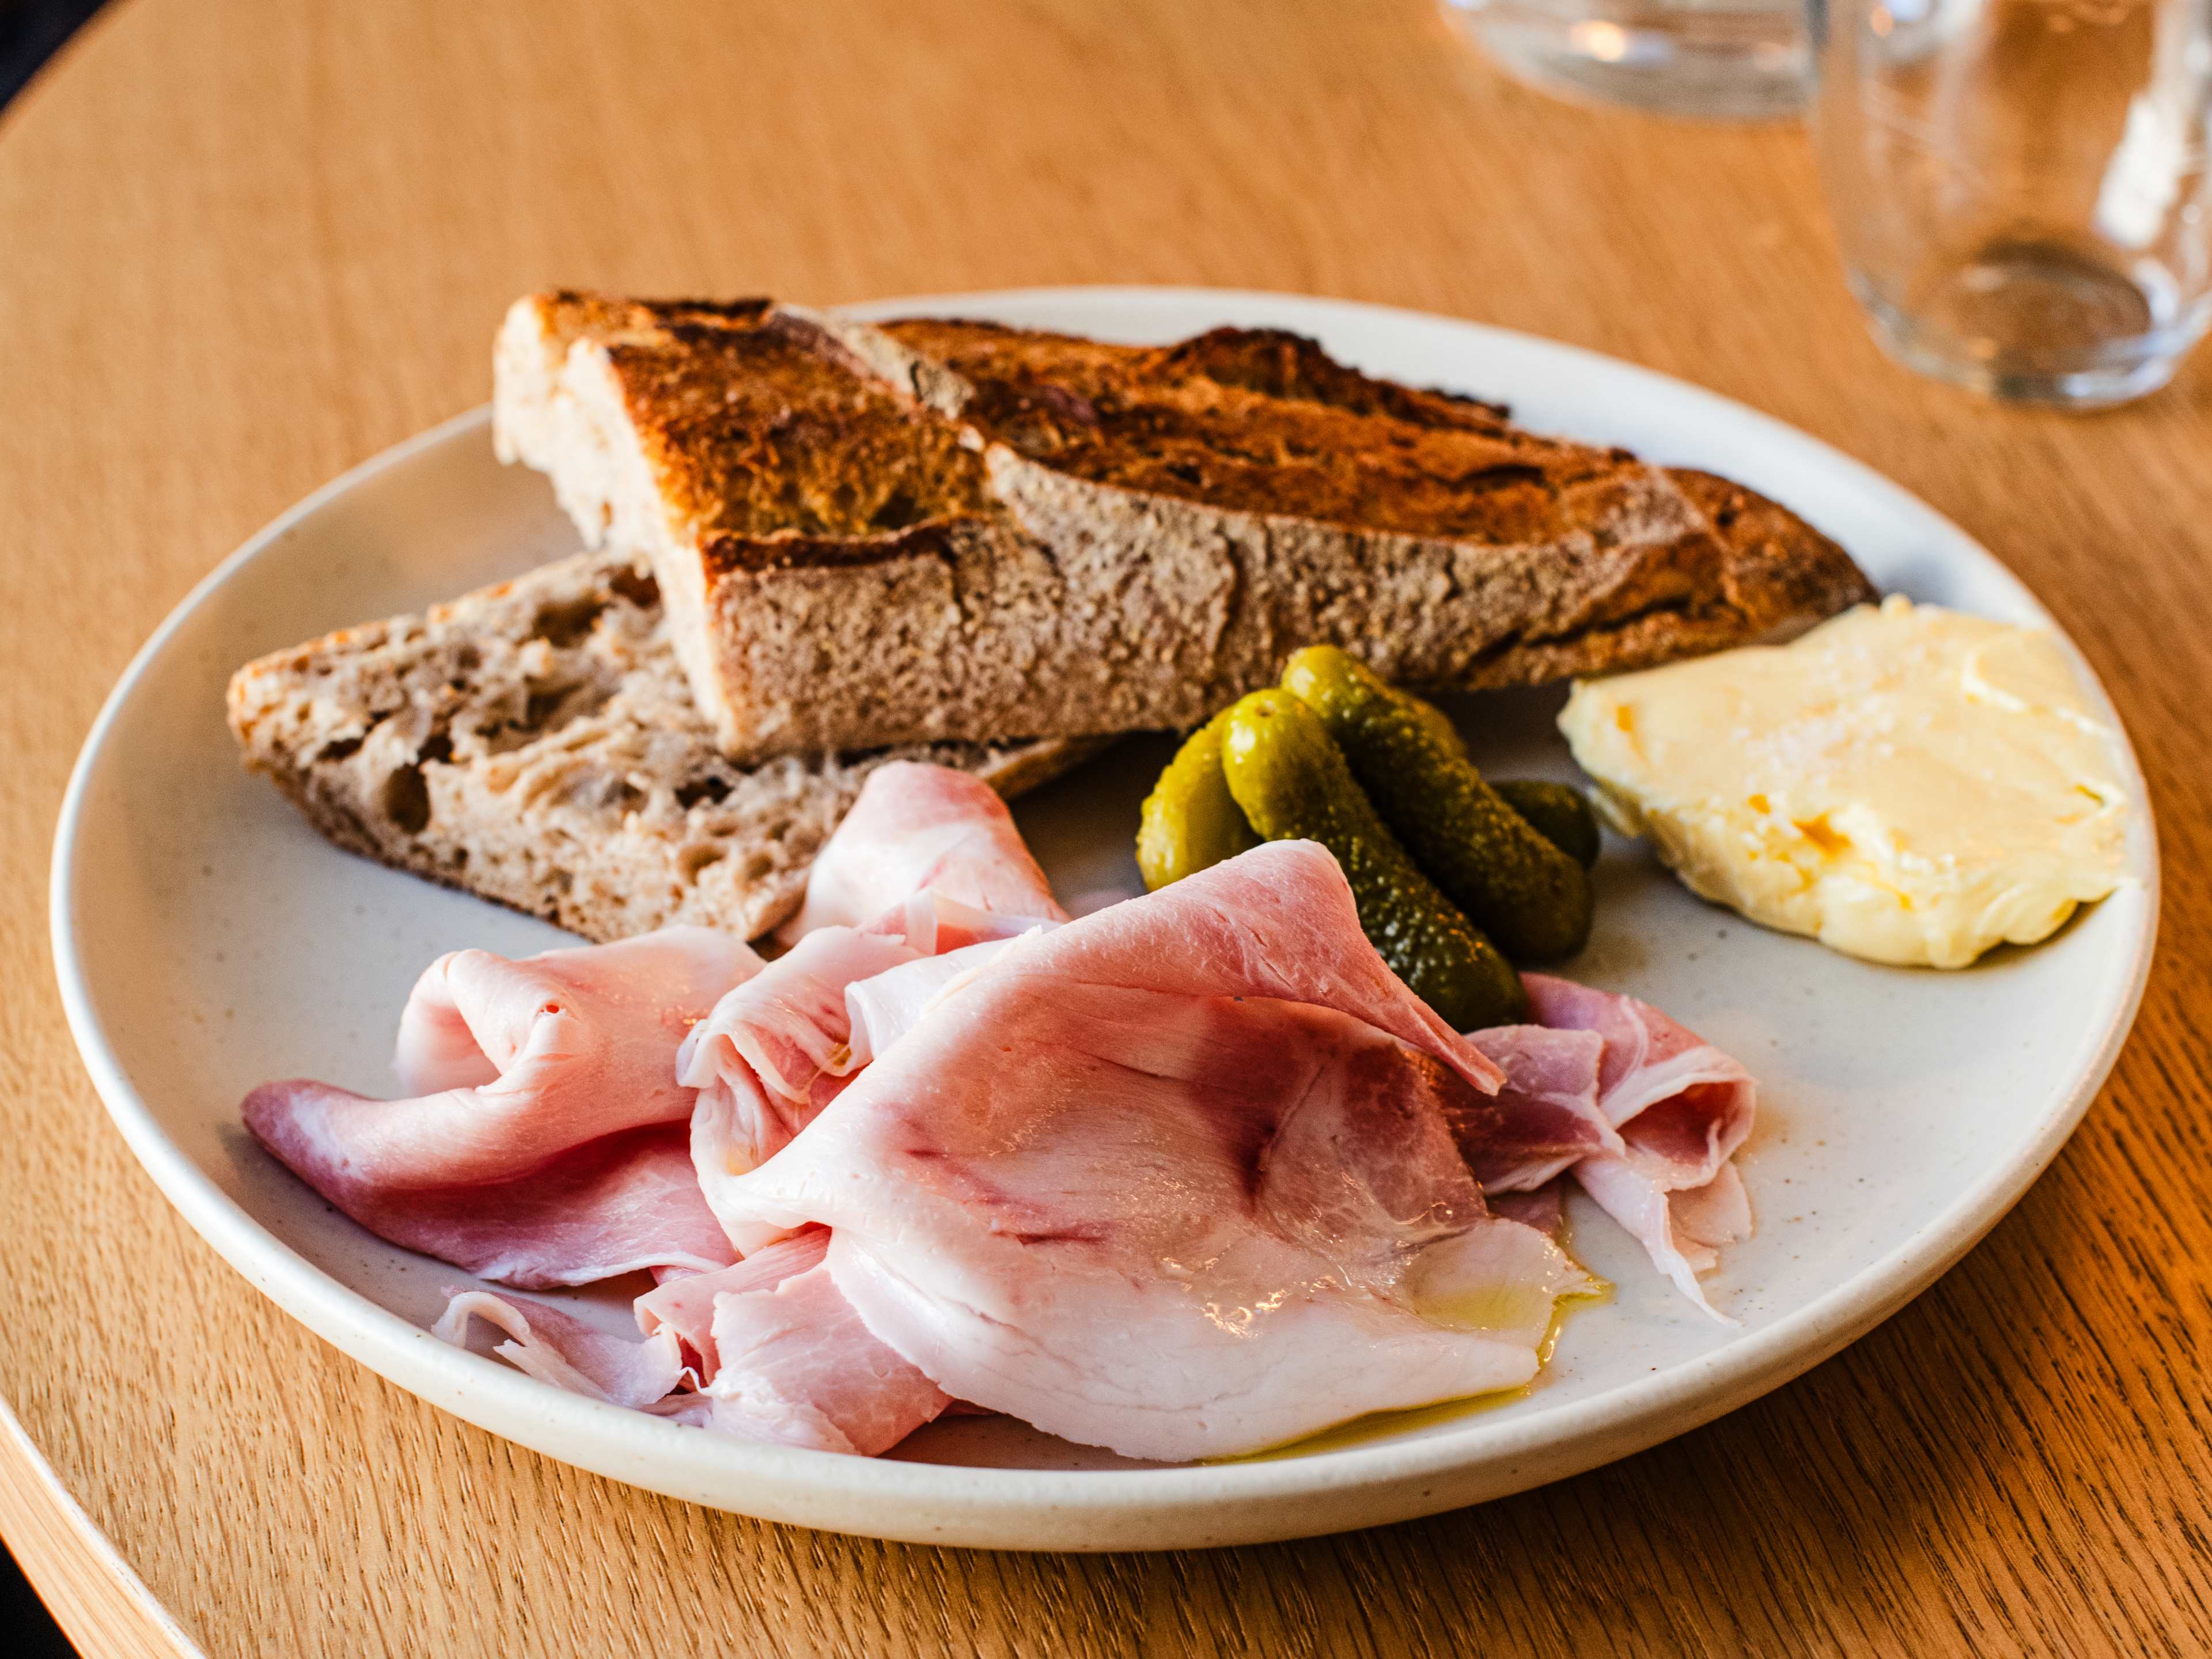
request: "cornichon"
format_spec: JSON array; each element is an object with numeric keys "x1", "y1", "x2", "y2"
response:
[
  {"x1": 1354, "y1": 679, "x2": 1601, "y2": 870},
  {"x1": 1280, "y1": 646, "x2": 1595, "y2": 961},
  {"x1": 1137, "y1": 709, "x2": 1260, "y2": 890},
  {"x1": 1493, "y1": 779, "x2": 1602, "y2": 870},
  {"x1": 1219, "y1": 688, "x2": 1525, "y2": 1030},
  {"x1": 1410, "y1": 694, "x2": 1467, "y2": 760}
]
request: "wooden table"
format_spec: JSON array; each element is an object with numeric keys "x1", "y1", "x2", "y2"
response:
[{"x1": 4, "y1": 2, "x2": 2209, "y2": 1653}]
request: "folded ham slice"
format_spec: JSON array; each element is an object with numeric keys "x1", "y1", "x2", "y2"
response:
[
  {"x1": 1456, "y1": 1025, "x2": 1616, "y2": 1192},
  {"x1": 634, "y1": 1228, "x2": 952, "y2": 1453},
  {"x1": 681, "y1": 766, "x2": 1068, "y2": 1247},
  {"x1": 780, "y1": 760, "x2": 1067, "y2": 940},
  {"x1": 709, "y1": 843, "x2": 1584, "y2": 1461},
  {"x1": 463, "y1": 762, "x2": 1062, "y2": 1443},
  {"x1": 1513, "y1": 974, "x2": 1756, "y2": 1319},
  {"x1": 434, "y1": 1289, "x2": 690, "y2": 1408},
  {"x1": 678, "y1": 926, "x2": 920, "y2": 1233},
  {"x1": 244, "y1": 927, "x2": 759, "y2": 1286},
  {"x1": 964, "y1": 839, "x2": 1507, "y2": 1096},
  {"x1": 841, "y1": 937, "x2": 1022, "y2": 1070}
]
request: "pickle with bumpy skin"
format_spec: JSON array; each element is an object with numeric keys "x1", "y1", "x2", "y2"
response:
[
  {"x1": 1137, "y1": 709, "x2": 1262, "y2": 890},
  {"x1": 1410, "y1": 692, "x2": 1468, "y2": 760},
  {"x1": 1493, "y1": 779, "x2": 1602, "y2": 870},
  {"x1": 1354, "y1": 677, "x2": 1600, "y2": 868},
  {"x1": 1280, "y1": 646, "x2": 1594, "y2": 961},
  {"x1": 1219, "y1": 689, "x2": 1525, "y2": 1029}
]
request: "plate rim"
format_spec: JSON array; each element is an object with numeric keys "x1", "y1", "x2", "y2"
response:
[{"x1": 48, "y1": 286, "x2": 2162, "y2": 1546}]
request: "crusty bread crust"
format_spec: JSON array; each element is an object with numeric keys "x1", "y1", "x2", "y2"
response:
[
  {"x1": 226, "y1": 552, "x2": 1096, "y2": 944},
  {"x1": 495, "y1": 293, "x2": 1877, "y2": 758}
]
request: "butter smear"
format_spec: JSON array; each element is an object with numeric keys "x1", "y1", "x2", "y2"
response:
[{"x1": 1558, "y1": 597, "x2": 2131, "y2": 968}]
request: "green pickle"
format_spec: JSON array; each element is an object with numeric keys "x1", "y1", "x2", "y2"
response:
[
  {"x1": 1219, "y1": 689, "x2": 1525, "y2": 1031},
  {"x1": 1384, "y1": 683, "x2": 1600, "y2": 868},
  {"x1": 1137, "y1": 709, "x2": 1260, "y2": 890},
  {"x1": 1374, "y1": 680, "x2": 1600, "y2": 869},
  {"x1": 1280, "y1": 646, "x2": 1595, "y2": 961},
  {"x1": 1409, "y1": 694, "x2": 1468, "y2": 760},
  {"x1": 1492, "y1": 779, "x2": 1602, "y2": 870}
]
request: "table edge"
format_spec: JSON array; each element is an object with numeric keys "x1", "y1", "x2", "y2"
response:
[{"x1": 0, "y1": 1394, "x2": 206, "y2": 1659}]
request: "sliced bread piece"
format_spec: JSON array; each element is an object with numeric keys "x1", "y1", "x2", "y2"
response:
[
  {"x1": 494, "y1": 293, "x2": 1876, "y2": 760},
  {"x1": 490, "y1": 292, "x2": 1002, "y2": 756},
  {"x1": 226, "y1": 552, "x2": 1094, "y2": 944}
]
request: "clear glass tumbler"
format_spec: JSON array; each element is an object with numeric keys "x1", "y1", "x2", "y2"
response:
[
  {"x1": 1441, "y1": 0, "x2": 1809, "y2": 119},
  {"x1": 1812, "y1": 0, "x2": 2212, "y2": 407}
]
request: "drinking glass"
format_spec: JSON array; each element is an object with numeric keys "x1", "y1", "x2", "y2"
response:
[
  {"x1": 1812, "y1": 0, "x2": 2212, "y2": 407},
  {"x1": 1440, "y1": 0, "x2": 1809, "y2": 119}
]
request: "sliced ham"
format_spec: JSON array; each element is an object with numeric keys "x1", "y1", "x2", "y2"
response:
[
  {"x1": 632, "y1": 1229, "x2": 835, "y2": 1377},
  {"x1": 679, "y1": 927, "x2": 920, "y2": 1235},
  {"x1": 686, "y1": 764, "x2": 1068, "y2": 1246},
  {"x1": 1456, "y1": 1025, "x2": 1618, "y2": 1191},
  {"x1": 258, "y1": 755, "x2": 1765, "y2": 1458},
  {"x1": 259, "y1": 1120, "x2": 738, "y2": 1286},
  {"x1": 861, "y1": 889, "x2": 1056, "y2": 955},
  {"x1": 1486, "y1": 1181, "x2": 1567, "y2": 1240},
  {"x1": 244, "y1": 927, "x2": 758, "y2": 1286},
  {"x1": 1519, "y1": 973, "x2": 1756, "y2": 1319},
  {"x1": 842, "y1": 937, "x2": 1024, "y2": 1071},
  {"x1": 433, "y1": 1228, "x2": 949, "y2": 1456},
  {"x1": 702, "y1": 1245, "x2": 952, "y2": 1455},
  {"x1": 710, "y1": 844, "x2": 1582, "y2": 1461},
  {"x1": 969, "y1": 840, "x2": 1505, "y2": 1096},
  {"x1": 631, "y1": 1227, "x2": 952, "y2": 1455},
  {"x1": 677, "y1": 910, "x2": 1054, "y2": 1183},
  {"x1": 780, "y1": 760, "x2": 1067, "y2": 940},
  {"x1": 434, "y1": 1289, "x2": 689, "y2": 1408}
]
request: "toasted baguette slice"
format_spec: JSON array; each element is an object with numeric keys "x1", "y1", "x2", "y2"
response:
[
  {"x1": 226, "y1": 552, "x2": 1094, "y2": 944},
  {"x1": 494, "y1": 293, "x2": 1876, "y2": 759}
]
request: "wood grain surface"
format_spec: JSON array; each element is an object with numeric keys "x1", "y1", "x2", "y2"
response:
[{"x1": 3, "y1": 2, "x2": 2209, "y2": 1654}]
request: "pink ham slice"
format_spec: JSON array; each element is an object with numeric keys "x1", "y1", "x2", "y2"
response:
[
  {"x1": 434, "y1": 1289, "x2": 690, "y2": 1408},
  {"x1": 1519, "y1": 974, "x2": 1756, "y2": 1319},
  {"x1": 677, "y1": 907, "x2": 1056, "y2": 1199},
  {"x1": 842, "y1": 937, "x2": 1024, "y2": 1070},
  {"x1": 701, "y1": 1243, "x2": 953, "y2": 1455},
  {"x1": 710, "y1": 843, "x2": 1582, "y2": 1462},
  {"x1": 1455, "y1": 1025, "x2": 1618, "y2": 1192},
  {"x1": 432, "y1": 1225, "x2": 950, "y2": 1456},
  {"x1": 635, "y1": 1230, "x2": 831, "y2": 1376},
  {"x1": 1486, "y1": 1181, "x2": 1567, "y2": 1239},
  {"x1": 677, "y1": 926, "x2": 920, "y2": 1237},
  {"x1": 244, "y1": 927, "x2": 759, "y2": 1286},
  {"x1": 863, "y1": 889, "x2": 1057, "y2": 955},
  {"x1": 632, "y1": 1228, "x2": 952, "y2": 1454},
  {"x1": 251, "y1": 1120, "x2": 738, "y2": 1288},
  {"x1": 962, "y1": 839, "x2": 1506, "y2": 1096},
  {"x1": 684, "y1": 764, "x2": 1068, "y2": 1245},
  {"x1": 530, "y1": 760, "x2": 1063, "y2": 1447},
  {"x1": 780, "y1": 760, "x2": 1068, "y2": 941}
]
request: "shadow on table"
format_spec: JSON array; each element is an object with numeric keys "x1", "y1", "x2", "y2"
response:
[
  {"x1": 3, "y1": 1539, "x2": 75, "y2": 1659},
  {"x1": 1, "y1": 0, "x2": 104, "y2": 106}
]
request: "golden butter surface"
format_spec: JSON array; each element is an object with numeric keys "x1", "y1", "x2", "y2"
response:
[{"x1": 1559, "y1": 597, "x2": 2131, "y2": 969}]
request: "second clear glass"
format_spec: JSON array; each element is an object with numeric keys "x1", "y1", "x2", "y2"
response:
[{"x1": 1811, "y1": 0, "x2": 2212, "y2": 407}]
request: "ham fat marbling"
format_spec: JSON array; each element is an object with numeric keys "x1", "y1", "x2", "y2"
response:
[{"x1": 243, "y1": 761, "x2": 1758, "y2": 1459}]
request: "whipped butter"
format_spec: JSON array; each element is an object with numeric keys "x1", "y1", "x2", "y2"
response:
[{"x1": 1558, "y1": 597, "x2": 2132, "y2": 968}]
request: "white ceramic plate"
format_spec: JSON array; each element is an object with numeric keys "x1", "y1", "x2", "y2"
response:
[{"x1": 52, "y1": 289, "x2": 2157, "y2": 1550}]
